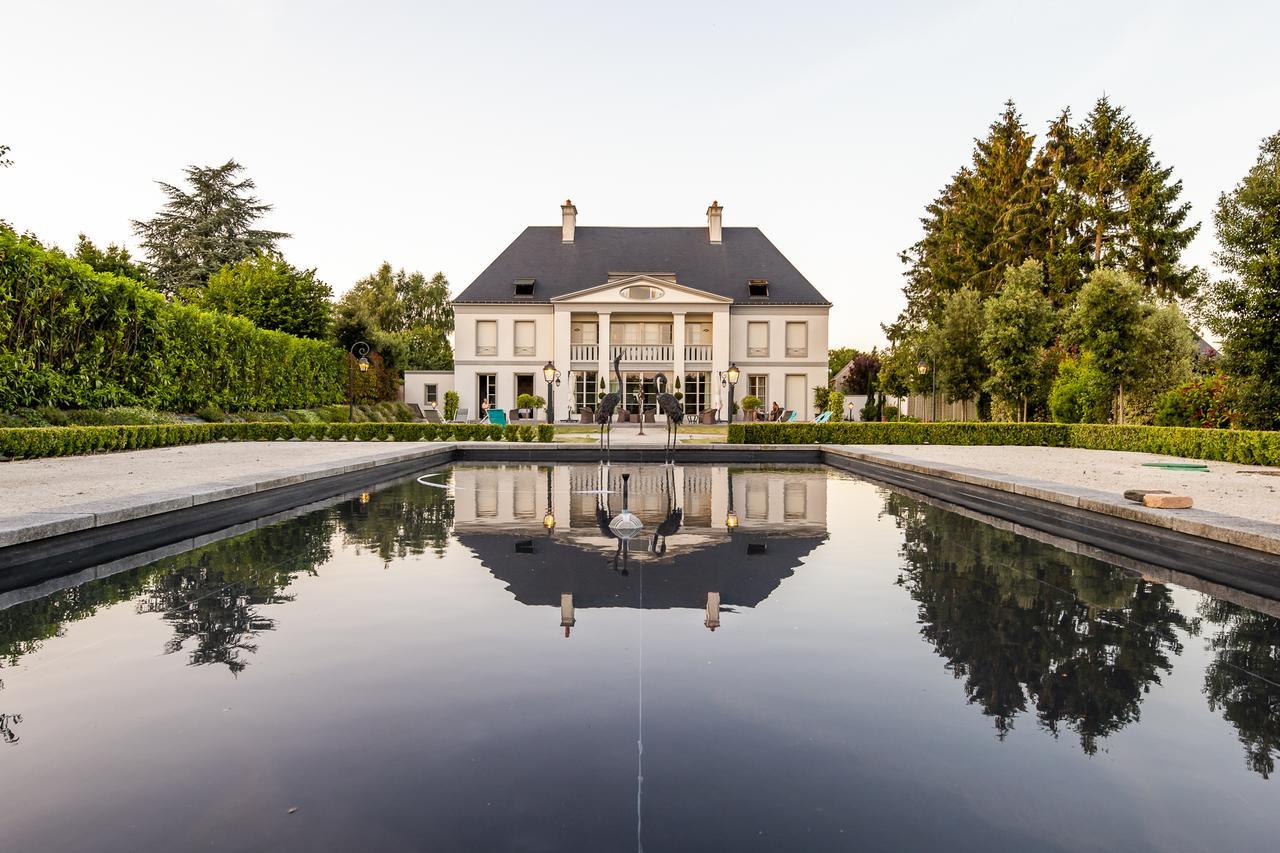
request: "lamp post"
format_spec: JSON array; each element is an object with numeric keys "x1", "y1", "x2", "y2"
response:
[
  {"x1": 348, "y1": 341, "x2": 371, "y2": 422},
  {"x1": 917, "y1": 355, "x2": 937, "y2": 422},
  {"x1": 721, "y1": 363, "x2": 740, "y2": 424},
  {"x1": 847, "y1": 398, "x2": 855, "y2": 422},
  {"x1": 542, "y1": 361, "x2": 561, "y2": 425}
]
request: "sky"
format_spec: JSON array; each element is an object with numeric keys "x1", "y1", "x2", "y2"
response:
[{"x1": 3, "y1": 0, "x2": 1277, "y2": 348}]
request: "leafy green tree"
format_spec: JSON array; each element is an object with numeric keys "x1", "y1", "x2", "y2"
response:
[
  {"x1": 1203, "y1": 130, "x2": 1280, "y2": 429},
  {"x1": 933, "y1": 286, "x2": 988, "y2": 405},
  {"x1": 1070, "y1": 98, "x2": 1200, "y2": 299},
  {"x1": 132, "y1": 160, "x2": 289, "y2": 294},
  {"x1": 333, "y1": 262, "x2": 454, "y2": 371},
  {"x1": 1049, "y1": 354, "x2": 1112, "y2": 423},
  {"x1": 1129, "y1": 303, "x2": 1195, "y2": 418},
  {"x1": 828, "y1": 346, "x2": 859, "y2": 379},
  {"x1": 197, "y1": 252, "x2": 333, "y2": 339},
  {"x1": 1070, "y1": 268, "x2": 1146, "y2": 423},
  {"x1": 72, "y1": 233, "x2": 153, "y2": 283},
  {"x1": 981, "y1": 261, "x2": 1056, "y2": 420}
]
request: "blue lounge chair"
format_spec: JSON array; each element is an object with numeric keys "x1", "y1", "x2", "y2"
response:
[
  {"x1": 814, "y1": 410, "x2": 832, "y2": 424},
  {"x1": 487, "y1": 409, "x2": 507, "y2": 426},
  {"x1": 786, "y1": 411, "x2": 799, "y2": 422}
]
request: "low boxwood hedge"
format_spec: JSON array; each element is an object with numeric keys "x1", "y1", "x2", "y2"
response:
[
  {"x1": 0, "y1": 421, "x2": 556, "y2": 460},
  {"x1": 728, "y1": 421, "x2": 1280, "y2": 466}
]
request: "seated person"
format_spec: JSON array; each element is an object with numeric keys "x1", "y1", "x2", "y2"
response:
[{"x1": 769, "y1": 401, "x2": 782, "y2": 421}]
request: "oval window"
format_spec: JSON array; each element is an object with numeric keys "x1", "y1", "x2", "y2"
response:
[{"x1": 622, "y1": 286, "x2": 662, "y2": 300}]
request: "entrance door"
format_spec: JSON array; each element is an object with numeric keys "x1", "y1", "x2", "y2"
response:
[
  {"x1": 515, "y1": 374, "x2": 535, "y2": 403},
  {"x1": 785, "y1": 374, "x2": 806, "y2": 420}
]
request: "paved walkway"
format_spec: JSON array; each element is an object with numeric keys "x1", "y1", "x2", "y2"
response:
[{"x1": 856, "y1": 444, "x2": 1280, "y2": 524}]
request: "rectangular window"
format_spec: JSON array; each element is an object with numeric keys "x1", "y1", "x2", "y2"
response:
[
  {"x1": 685, "y1": 319, "x2": 713, "y2": 345},
  {"x1": 574, "y1": 371, "x2": 598, "y2": 411},
  {"x1": 476, "y1": 320, "x2": 497, "y2": 356},
  {"x1": 514, "y1": 320, "x2": 536, "y2": 357},
  {"x1": 682, "y1": 372, "x2": 709, "y2": 415},
  {"x1": 748, "y1": 279, "x2": 769, "y2": 298},
  {"x1": 423, "y1": 384, "x2": 438, "y2": 406},
  {"x1": 785, "y1": 322, "x2": 808, "y2": 358},
  {"x1": 571, "y1": 322, "x2": 598, "y2": 344},
  {"x1": 747, "y1": 322, "x2": 769, "y2": 357},
  {"x1": 748, "y1": 375, "x2": 768, "y2": 408},
  {"x1": 477, "y1": 374, "x2": 497, "y2": 409}
]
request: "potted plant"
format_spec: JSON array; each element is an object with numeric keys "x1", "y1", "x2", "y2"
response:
[{"x1": 741, "y1": 394, "x2": 763, "y2": 420}]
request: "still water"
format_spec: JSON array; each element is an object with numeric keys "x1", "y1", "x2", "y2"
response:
[{"x1": 0, "y1": 463, "x2": 1277, "y2": 852}]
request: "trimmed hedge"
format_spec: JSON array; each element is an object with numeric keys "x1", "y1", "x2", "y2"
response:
[
  {"x1": 728, "y1": 421, "x2": 1280, "y2": 466},
  {"x1": 1, "y1": 230, "x2": 345, "y2": 411},
  {"x1": 0, "y1": 422, "x2": 554, "y2": 460}
]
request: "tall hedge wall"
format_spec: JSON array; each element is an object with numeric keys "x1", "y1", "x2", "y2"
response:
[
  {"x1": 728, "y1": 421, "x2": 1280, "y2": 466},
  {"x1": 0, "y1": 230, "x2": 345, "y2": 411}
]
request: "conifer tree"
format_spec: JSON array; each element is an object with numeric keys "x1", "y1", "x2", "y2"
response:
[
  {"x1": 1069, "y1": 98, "x2": 1199, "y2": 299},
  {"x1": 1204, "y1": 130, "x2": 1280, "y2": 428},
  {"x1": 133, "y1": 160, "x2": 289, "y2": 294}
]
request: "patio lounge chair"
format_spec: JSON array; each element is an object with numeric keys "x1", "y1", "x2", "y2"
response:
[
  {"x1": 487, "y1": 409, "x2": 507, "y2": 426},
  {"x1": 406, "y1": 402, "x2": 426, "y2": 421},
  {"x1": 778, "y1": 409, "x2": 794, "y2": 423},
  {"x1": 786, "y1": 411, "x2": 799, "y2": 422},
  {"x1": 423, "y1": 408, "x2": 444, "y2": 424},
  {"x1": 454, "y1": 408, "x2": 468, "y2": 423},
  {"x1": 814, "y1": 410, "x2": 832, "y2": 424}
]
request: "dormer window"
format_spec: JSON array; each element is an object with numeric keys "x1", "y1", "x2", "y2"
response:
[
  {"x1": 748, "y1": 279, "x2": 769, "y2": 298},
  {"x1": 513, "y1": 278, "x2": 536, "y2": 297}
]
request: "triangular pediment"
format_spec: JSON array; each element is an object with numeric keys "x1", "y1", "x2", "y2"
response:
[{"x1": 550, "y1": 274, "x2": 733, "y2": 305}]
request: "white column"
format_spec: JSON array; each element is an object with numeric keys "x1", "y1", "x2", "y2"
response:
[
  {"x1": 597, "y1": 311, "x2": 612, "y2": 392},
  {"x1": 671, "y1": 311, "x2": 686, "y2": 419},
  {"x1": 553, "y1": 308, "x2": 571, "y2": 419},
  {"x1": 711, "y1": 306, "x2": 731, "y2": 412}
]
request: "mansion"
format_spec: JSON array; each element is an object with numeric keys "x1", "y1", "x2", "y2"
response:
[{"x1": 409, "y1": 201, "x2": 830, "y2": 421}]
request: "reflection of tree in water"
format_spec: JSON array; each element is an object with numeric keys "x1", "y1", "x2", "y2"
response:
[
  {"x1": 337, "y1": 472, "x2": 455, "y2": 563},
  {"x1": 1198, "y1": 598, "x2": 1280, "y2": 779},
  {"x1": 136, "y1": 511, "x2": 335, "y2": 674},
  {"x1": 883, "y1": 492, "x2": 1188, "y2": 754}
]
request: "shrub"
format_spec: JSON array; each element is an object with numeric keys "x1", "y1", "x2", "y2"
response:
[
  {"x1": 740, "y1": 395, "x2": 762, "y2": 417},
  {"x1": 726, "y1": 421, "x2": 1280, "y2": 466},
  {"x1": 516, "y1": 393, "x2": 546, "y2": 412},
  {"x1": 827, "y1": 390, "x2": 845, "y2": 421},
  {"x1": 1049, "y1": 356, "x2": 1112, "y2": 424},
  {"x1": 195, "y1": 404, "x2": 228, "y2": 423},
  {"x1": 503, "y1": 423, "x2": 520, "y2": 441},
  {"x1": 1154, "y1": 374, "x2": 1239, "y2": 429},
  {"x1": 813, "y1": 386, "x2": 831, "y2": 413},
  {"x1": 444, "y1": 390, "x2": 459, "y2": 421},
  {"x1": 0, "y1": 229, "x2": 345, "y2": 412}
]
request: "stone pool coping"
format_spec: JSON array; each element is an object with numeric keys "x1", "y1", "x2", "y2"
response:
[{"x1": 1, "y1": 441, "x2": 1277, "y2": 599}]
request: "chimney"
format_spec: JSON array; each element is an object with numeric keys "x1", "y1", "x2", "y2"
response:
[
  {"x1": 706, "y1": 200, "x2": 723, "y2": 244},
  {"x1": 561, "y1": 199, "x2": 577, "y2": 243}
]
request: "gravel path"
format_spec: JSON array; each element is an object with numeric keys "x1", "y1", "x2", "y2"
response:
[{"x1": 860, "y1": 444, "x2": 1280, "y2": 525}]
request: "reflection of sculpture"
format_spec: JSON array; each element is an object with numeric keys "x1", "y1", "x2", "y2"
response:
[
  {"x1": 884, "y1": 492, "x2": 1188, "y2": 754},
  {"x1": 1199, "y1": 598, "x2": 1280, "y2": 779},
  {"x1": 0, "y1": 712, "x2": 21, "y2": 744},
  {"x1": 654, "y1": 372, "x2": 683, "y2": 456},
  {"x1": 652, "y1": 467, "x2": 683, "y2": 555}
]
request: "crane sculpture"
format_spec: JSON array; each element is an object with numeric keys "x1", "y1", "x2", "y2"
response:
[
  {"x1": 595, "y1": 352, "x2": 624, "y2": 455},
  {"x1": 654, "y1": 372, "x2": 684, "y2": 457}
]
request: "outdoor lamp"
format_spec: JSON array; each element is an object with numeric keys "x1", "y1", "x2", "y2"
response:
[
  {"x1": 725, "y1": 364, "x2": 740, "y2": 386},
  {"x1": 348, "y1": 340, "x2": 371, "y2": 422},
  {"x1": 543, "y1": 361, "x2": 561, "y2": 425},
  {"x1": 543, "y1": 361, "x2": 560, "y2": 385},
  {"x1": 358, "y1": 356, "x2": 370, "y2": 373},
  {"x1": 543, "y1": 510, "x2": 556, "y2": 531},
  {"x1": 725, "y1": 509, "x2": 739, "y2": 530},
  {"x1": 916, "y1": 359, "x2": 928, "y2": 376}
]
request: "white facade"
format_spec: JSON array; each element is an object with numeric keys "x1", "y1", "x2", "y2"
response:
[{"x1": 453, "y1": 277, "x2": 828, "y2": 421}]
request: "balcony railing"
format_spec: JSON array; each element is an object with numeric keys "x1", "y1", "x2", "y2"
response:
[
  {"x1": 683, "y1": 344, "x2": 713, "y2": 362},
  {"x1": 570, "y1": 343, "x2": 598, "y2": 362},
  {"x1": 610, "y1": 344, "x2": 673, "y2": 363}
]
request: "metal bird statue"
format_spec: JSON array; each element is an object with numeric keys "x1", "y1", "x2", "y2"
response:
[
  {"x1": 654, "y1": 372, "x2": 684, "y2": 457},
  {"x1": 595, "y1": 352, "x2": 624, "y2": 455}
]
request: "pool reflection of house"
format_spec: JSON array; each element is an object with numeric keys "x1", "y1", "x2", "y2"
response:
[{"x1": 450, "y1": 465, "x2": 829, "y2": 635}]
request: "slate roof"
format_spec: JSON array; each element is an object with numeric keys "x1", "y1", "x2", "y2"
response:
[{"x1": 454, "y1": 226, "x2": 829, "y2": 305}]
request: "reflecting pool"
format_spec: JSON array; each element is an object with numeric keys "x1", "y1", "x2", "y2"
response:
[{"x1": 1, "y1": 464, "x2": 1278, "y2": 852}]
